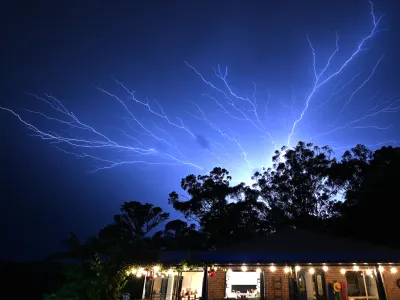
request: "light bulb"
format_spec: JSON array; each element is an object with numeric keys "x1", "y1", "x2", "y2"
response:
[
  {"x1": 390, "y1": 267, "x2": 397, "y2": 274},
  {"x1": 366, "y1": 269, "x2": 372, "y2": 276},
  {"x1": 284, "y1": 267, "x2": 290, "y2": 273},
  {"x1": 256, "y1": 268, "x2": 261, "y2": 273},
  {"x1": 340, "y1": 268, "x2": 346, "y2": 274},
  {"x1": 378, "y1": 266, "x2": 384, "y2": 272},
  {"x1": 270, "y1": 266, "x2": 276, "y2": 272},
  {"x1": 131, "y1": 268, "x2": 137, "y2": 274},
  {"x1": 322, "y1": 266, "x2": 328, "y2": 272},
  {"x1": 295, "y1": 266, "x2": 301, "y2": 272},
  {"x1": 353, "y1": 266, "x2": 359, "y2": 271},
  {"x1": 309, "y1": 268, "x2": 315, "y2": 274},
  {"x1": 241, "y1": 265, "x2": 247, "y2": 272},
  {"x1": 153, "y1": 265, "x2": 160, "y2": 272}
]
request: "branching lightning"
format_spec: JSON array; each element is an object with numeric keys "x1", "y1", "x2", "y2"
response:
[
  {"x1": 1, "y1": 0, "x2": 399, "y2": 184},
  {"x1": 0, "y1": 94, "x2": 202, "y2": 171},
  {"x1": 287, "y1": 0, "x2": 384, "y2": 146}
]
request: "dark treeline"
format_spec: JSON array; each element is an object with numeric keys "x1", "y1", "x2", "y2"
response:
[{"x1": 3, "y1": 142, "x2": 399, "y2": 300}]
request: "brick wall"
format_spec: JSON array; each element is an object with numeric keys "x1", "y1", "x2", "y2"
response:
[
  {"x1": 264, "y1": 269, "x2": 290, "y2": 300},
  {"x1": 324, "y1": 266, "x2": 346, "y2": 288},
  {"x1": 208, "y1": 270, "x2": 226, "y2": 300},
  {"x1": 383, "y1": 271, "x2": 400, "y2": 300}
]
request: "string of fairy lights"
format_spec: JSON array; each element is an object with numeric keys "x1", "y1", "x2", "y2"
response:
[{"x1": 126, "y1": 264, "x2": 398, "y2": 279}]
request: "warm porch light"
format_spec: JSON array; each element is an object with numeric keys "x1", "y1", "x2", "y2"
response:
[
  {"x1": 378, "y1": 266, "x2": 384, "y2": 272},
  {"x1": 340, "y1": 268, "x2": 346, "y2": 274},
  {"x1": 256, "y1": 268, "x2": 261, "y2": 273},
  {"x1": 153, "y1": 265, "x2": 160, "y2": 272},
  {"x1": 284, "y1": 267, "x2": 290, "y2": 273},
  {"x1": 322, "y1": 266, "x2": 329, "y2": 272},
  {"x1": 390, "y1": 267, "x2": 397, "y2": 274},
  {"x1": 309, "y1": 268, "x2": 315, "y2": 274},
  {"x1": 138, "y1": 267, "x2": 145, "y2": 274},
  {"x1": 366, "y1": 269, "x2": 373, "y2": 276},
  {"x1": 270, "y1": 266, "x2": 276, "y2": 272},
  {"x1": 353, "y1": 265, "x2": 359, "y2": 271},
  {"x1": 241, "y1": 265, "x2": 247, "y2": 272},
  {"x1": 295, "y1": 266, "x2": 301, "y2": 272},
  {"x1": 167, "y1": 269, "x2": 173, "y2": 275}
]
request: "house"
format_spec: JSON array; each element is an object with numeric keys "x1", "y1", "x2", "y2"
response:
[{"x1": 130, "y1": 228, "x2": 400, "y2": 300}]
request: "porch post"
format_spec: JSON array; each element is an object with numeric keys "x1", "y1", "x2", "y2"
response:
[
  {"x1": 201, "y1": 266, "x2": 209, "y2": 300},
  {"x1": 142, "y1": 276, "x2": 147, "y2": 299},
  {"x1": 375, "y1": 266, "x2": 387, "y2": 300},
  {"x1": 166, "y1": 274, "x2": 175, "y2": 300},
  {"x1": 260, "y1": 271, "x2": 265, "y2": 300}
]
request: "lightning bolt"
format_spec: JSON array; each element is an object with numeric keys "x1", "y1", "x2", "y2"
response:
[
  {"x1": 308, "y1": 98, "x2": 400, "y2": 140},
  {"x1": 0, "y1": 92, "x2": 202, "y2": 172},
  {"x1": 286, "y1": 0, "x2": 383, "y2": 146},
  {"x1": 187, "y1": 101, "x2": 253, "y2": 168}
]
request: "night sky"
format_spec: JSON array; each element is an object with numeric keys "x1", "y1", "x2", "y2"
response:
[{"x1": 1, "y1": 0, "x2": 399, "y2": 261}]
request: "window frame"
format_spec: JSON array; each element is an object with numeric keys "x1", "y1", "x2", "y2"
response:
[{"x1": 344, "y1": 270, "x2": 380, "y2": 300}]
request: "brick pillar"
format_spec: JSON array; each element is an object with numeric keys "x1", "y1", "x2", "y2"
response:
[
  {"x1": 208, "y1": 270, "x2": 226, "y2": 300},
  {"x1": 265, "y1": 269, "x2": 290, "y2": 300},
  {"x1": 382, "y1": 269, "x2": 400, "y2": 300}
]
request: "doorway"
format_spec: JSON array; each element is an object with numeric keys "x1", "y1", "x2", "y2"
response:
[{"x1": 297, "y1": 270, "x2": 307, "y2": 300}]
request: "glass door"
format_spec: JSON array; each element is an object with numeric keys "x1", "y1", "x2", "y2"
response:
[{"x1": 297, "y1": 271, "x2": 307, "y2": 300}]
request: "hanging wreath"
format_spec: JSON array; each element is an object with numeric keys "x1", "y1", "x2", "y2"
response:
[{"x1": 396, "y1": 278, "x2": 400, "y2": 288}]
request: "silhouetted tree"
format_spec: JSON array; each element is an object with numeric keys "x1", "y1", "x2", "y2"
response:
[
  {"x1": 253, "y1": 141, "x2": 339, "y2": 231},
  {"x1": 151, "y1": 219, "x2": 207, "y2": 250},
  {"x1": 98, "y1": 201, "x2": 169, "y2": 261},
  {"x1": 329, "y1": 145, "x2": 400, "y2": 248},
  {"x1": 168, "y1": 167, "x2": 270, "y2": 248}
]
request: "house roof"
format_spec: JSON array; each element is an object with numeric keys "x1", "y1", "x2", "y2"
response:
[{"x1": 158, "y1": 228, "x2": 400, "y2": 264}]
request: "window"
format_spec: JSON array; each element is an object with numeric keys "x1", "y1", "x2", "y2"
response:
[{"x1": 345, "y1": 271, "x2": 379, "y2": 300}]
